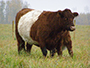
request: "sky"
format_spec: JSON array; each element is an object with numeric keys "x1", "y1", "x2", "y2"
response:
[
  {"x1": 23, "y1": 0, "x2": 90, "y2": 14},
  {"x1": 3, "y1": 0, "x2": 90, "y2": 13}
]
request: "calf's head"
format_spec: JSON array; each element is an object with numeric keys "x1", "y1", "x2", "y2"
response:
[{"x1": 58, "y1": 9, "x2": 78, "y2": 31}]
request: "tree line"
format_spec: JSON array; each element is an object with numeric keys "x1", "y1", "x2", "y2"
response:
[
  {"x1": 0, "y1": 0, "x2": 28, "y2": 24},
  {"x1": 0, "y1": 0, "x2": 90, "y2": 25},
  {"x1": 76, "y1": 13, "x2": 90, "y2": 25}
]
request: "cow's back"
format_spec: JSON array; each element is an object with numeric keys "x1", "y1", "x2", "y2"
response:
[
  {"x1": 15, "y1": 8, "x2": 32, "y2": 27},
  {"x1": 15, "y1": 8, "x2": 32, "y2": 37},
  {"x1": 17, "y1": 9, "x2": 43, "y2": 45}
]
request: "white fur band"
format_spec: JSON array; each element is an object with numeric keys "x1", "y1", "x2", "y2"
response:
[{"x1": 18, "y1": 10, "x2": 43, "y2": 44}]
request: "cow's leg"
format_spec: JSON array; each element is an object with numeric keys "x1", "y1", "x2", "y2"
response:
[
  {"x1": 35, "y1": 44, "x2": 39, "y2": 47},
  {"x1": 17, "y1": 39, "x2": 25, "y2": 54},
  {"x1": 50, "y1": 48, "x2": 56, "y2": 57},
  {"x1": 15, "y1": 31, "x2": 25, "y2": 54},
  {"x1": 38, "y1": 38, "x2": 47, "y2": 57},
  {"x1": 26, "y1": 43, "x2": 32, "y2": 53},
  {"x1": 66, "y1": 40, "x2": 73, "y2": 57},
  {"x1": 18, "y1": 41, "x2": 25, "y2": 53},
  {"x1": 41, "y1": 47, "x2": 47, "y2": 57}
]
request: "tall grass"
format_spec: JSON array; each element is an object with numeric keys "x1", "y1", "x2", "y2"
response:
[{"x1": 0, "y1": 24, "x2": 90, "y2": 68}]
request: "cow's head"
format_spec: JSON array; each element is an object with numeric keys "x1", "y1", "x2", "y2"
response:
[{"x1": 58, "y1": 9, "x2": 78, "y2": 31}]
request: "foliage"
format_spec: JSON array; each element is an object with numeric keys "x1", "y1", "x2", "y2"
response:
[
  {"x1": 0, "y1": 0, "x2": 90, "y2": 25},
  {"x1": 76, "y1": 13, "x2": 90, "y2": 25},
  {"x1": 0, "y1": 0, "x2": 5, "y2": 23},
  {"x1": 0, "y1": 24, "x2": 90, "y2": 68},
  {"x1": 0, "y1": 0, "x2": 28, "y2": 24}
]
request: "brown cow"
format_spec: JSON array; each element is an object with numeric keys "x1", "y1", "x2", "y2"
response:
[{"x1": 15, "y1": 8, "x2": 78, "y2": 57}]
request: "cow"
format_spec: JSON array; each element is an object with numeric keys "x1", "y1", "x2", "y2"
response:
[{"x1": 15, "y1": 8, "x2": 78, "y2": 57}]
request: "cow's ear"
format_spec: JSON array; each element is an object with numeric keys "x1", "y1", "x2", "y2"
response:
[
  {"x1": 58, "y1": 10, "x2": 64, "y2": 18},
  {"x1": 73, "y1": 12, "x2": 79, "y2": 17}
]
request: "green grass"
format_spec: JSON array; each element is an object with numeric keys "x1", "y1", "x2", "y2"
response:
[{"x1": 0, "y1": 24, "x2": 90, "y2": 68}]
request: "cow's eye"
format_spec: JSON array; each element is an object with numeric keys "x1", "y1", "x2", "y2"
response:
[{"x1": 64, "y1": 17, "x2": 68, "y2": 20}]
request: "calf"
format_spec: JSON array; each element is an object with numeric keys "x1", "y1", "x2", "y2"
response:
[
  {"x1": 15, "y1": 8, "x2": 78, "y2": 57},
  {"x1": 50, "y1": 31, "x2": 73, "y2": 57}
]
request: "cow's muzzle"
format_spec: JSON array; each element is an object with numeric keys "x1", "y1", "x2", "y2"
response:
[{"x1": 70, "y1": 26, "x2": 75, "y2": 31}]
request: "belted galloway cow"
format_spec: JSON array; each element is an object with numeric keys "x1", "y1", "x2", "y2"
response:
[{"x1": 15, "y1": 8, "x2": 78, "y2": 57}]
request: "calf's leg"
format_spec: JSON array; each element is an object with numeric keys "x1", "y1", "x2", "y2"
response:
[
  {"x1": 57, "y1": 45, "x2": 62, "y2": 57},
  {"x1": 66, "y1": 40, "x2": 73, "y2": 57}
]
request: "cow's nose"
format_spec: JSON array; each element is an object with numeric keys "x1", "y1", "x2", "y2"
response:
[{"x1": 70, "y1": 26, "x2": 75, "y2": 31}]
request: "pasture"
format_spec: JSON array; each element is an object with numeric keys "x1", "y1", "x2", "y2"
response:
[{"x1": 0, "y1": 24, "x2": 90, "y2": 68}]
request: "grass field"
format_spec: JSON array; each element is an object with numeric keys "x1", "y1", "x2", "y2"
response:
[{"x1": 0, "y1": 24, "x2": 90, "y2": 68}]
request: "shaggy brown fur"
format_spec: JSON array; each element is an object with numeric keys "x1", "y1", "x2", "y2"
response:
[
  {"x1": 54, "y1": 31, "x2": 73, "y2": 57},
  {"x1": 30, "y1": 9, "x2": 78, "y2": 57},
  {"x1": 15, "y1": 8, "x2": 78, "y2": 57}
]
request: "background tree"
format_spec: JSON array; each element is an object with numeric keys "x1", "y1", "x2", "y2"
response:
[
  {"x1": 5, "y1": 0, "x2": 28, "y2": 24},
  {"x1": 0, "y1": 0, "x2": 90, "y2": 25},
  {"x1": 0, "y1": 0, "x2": 5, "y2": 24},
  {"x1": 76, "y1": 13, "x2": 90, "y2": 25}
]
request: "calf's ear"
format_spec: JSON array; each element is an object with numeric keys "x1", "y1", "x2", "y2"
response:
[{"x1": 73, "y1": 12, "x2": 79, "y2": 17}]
